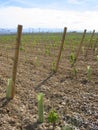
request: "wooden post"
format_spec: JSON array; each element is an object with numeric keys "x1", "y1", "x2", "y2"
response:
[
  {"x1": 55, "y1": 27, "x2": 67, "y2": 72},
  {"x1": 90, "y1": 30, "x2": 95, "y2": 48},
  {"x1": 92, "y1": 37, "x2": 98, "y2": 53},
  {"x1": 11, "y1": 25, "x2": 23, "y2": 99},
  {"x1": 85, "y1": 29, "x2": 95, "y2": 58},
  {"x1": 72, "y1": 29, "x2": 86, "y2": 66}
]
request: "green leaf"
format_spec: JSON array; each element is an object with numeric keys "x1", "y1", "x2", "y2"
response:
[{"x1": 48, "y1": 110, "x2": 59, "y2": 123}]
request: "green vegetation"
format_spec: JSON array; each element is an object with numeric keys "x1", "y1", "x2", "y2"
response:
[
  {"x1": 48, "y1": 109, "x2": 59, "y2": 129},
  {"x1": 0, "y1": 32, "x2": 98, "y2": 46},
  {"x1": 44, "y1": 46, "x2": 50, "y2": 55},
  {"x1": 69, "y1": 52, "x2": 76, "y2": 66},
  {"x1": 0, "y1": 31, "x2": 97, "y2": 80},
  {"x1": 51, "y1": 60, "x2": 56, "y2": 71}
]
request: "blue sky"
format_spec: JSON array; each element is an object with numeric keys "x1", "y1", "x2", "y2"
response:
[
  {"x1": 1, "y1": 0, "x2": 80, "y2": 8},
  {"x1": 0, "y1": 0, "x2": 98, "y2": 10},
  {"x1": 0, "y1": 0, "x2": 98, "y2": 31}
]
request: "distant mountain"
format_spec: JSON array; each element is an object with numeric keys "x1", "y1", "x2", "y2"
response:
[
  {"x1": 0, "y1": 28, "x2": 16, "y2": 34},
  {"x1": 0, "y1": 27, "x2": 65, "y2": 34},
  {"x1": 0, "y1": 27, "x2": 84, "y2": 34}
]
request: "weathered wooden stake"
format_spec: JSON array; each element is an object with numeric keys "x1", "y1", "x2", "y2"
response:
[
  {"x1": 90, "y1": 30, "x2": 95, "y2": 48},
  {"x1": 92, "y1": 37, "x2": 98, "y2": 53},
  {"x1": 55, "y1": 27, "x2": 67, "y2": 72},
  {"x1": 11, "y1": 25, "x2": 23, "y2": 99},
  {"x1": 72, "y1": 29, "x2": 86, "y2": 67},
  {"x1": 85, "y1": 29, "x2": 95, "y2": 58}
]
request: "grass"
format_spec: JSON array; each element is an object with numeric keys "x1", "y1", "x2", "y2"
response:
[{"x1": 0, "y1": 32, "x2": 98, "y2": 45}]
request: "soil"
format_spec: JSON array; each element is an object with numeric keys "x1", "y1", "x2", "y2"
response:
[{"x1": 0, "y1": 36, "x2": 98, "y2": 130}]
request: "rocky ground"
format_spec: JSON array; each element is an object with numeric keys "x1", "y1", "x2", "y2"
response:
[{"x1": 0, "y1": 39, "x2": 98, "y2": 130}]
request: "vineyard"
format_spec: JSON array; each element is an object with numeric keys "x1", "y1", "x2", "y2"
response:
[{"x1": 0, "y1": 26, "x2": 98, "y2": 130}]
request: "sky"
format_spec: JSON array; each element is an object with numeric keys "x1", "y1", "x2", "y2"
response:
[{"x1": 0, "y1": 0, "x2": 98, "y2": 31}]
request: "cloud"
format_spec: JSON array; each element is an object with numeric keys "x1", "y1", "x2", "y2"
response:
[{"x1": 0, "y1": 6, "x2": 98, "y2": 31}]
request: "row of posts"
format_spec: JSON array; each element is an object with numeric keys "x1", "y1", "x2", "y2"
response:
[{"x1": 6, "y1": 25, "x2": 97, "y2": 99}]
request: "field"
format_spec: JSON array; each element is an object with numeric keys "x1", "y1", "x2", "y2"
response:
[{"x1": 0, "y1": 31, "x2": 98, "y2": 130}]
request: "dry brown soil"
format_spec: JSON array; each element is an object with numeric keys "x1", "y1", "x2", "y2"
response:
[{"x1": 0, "y1": 38, "x2": 98, "y2": 130}]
